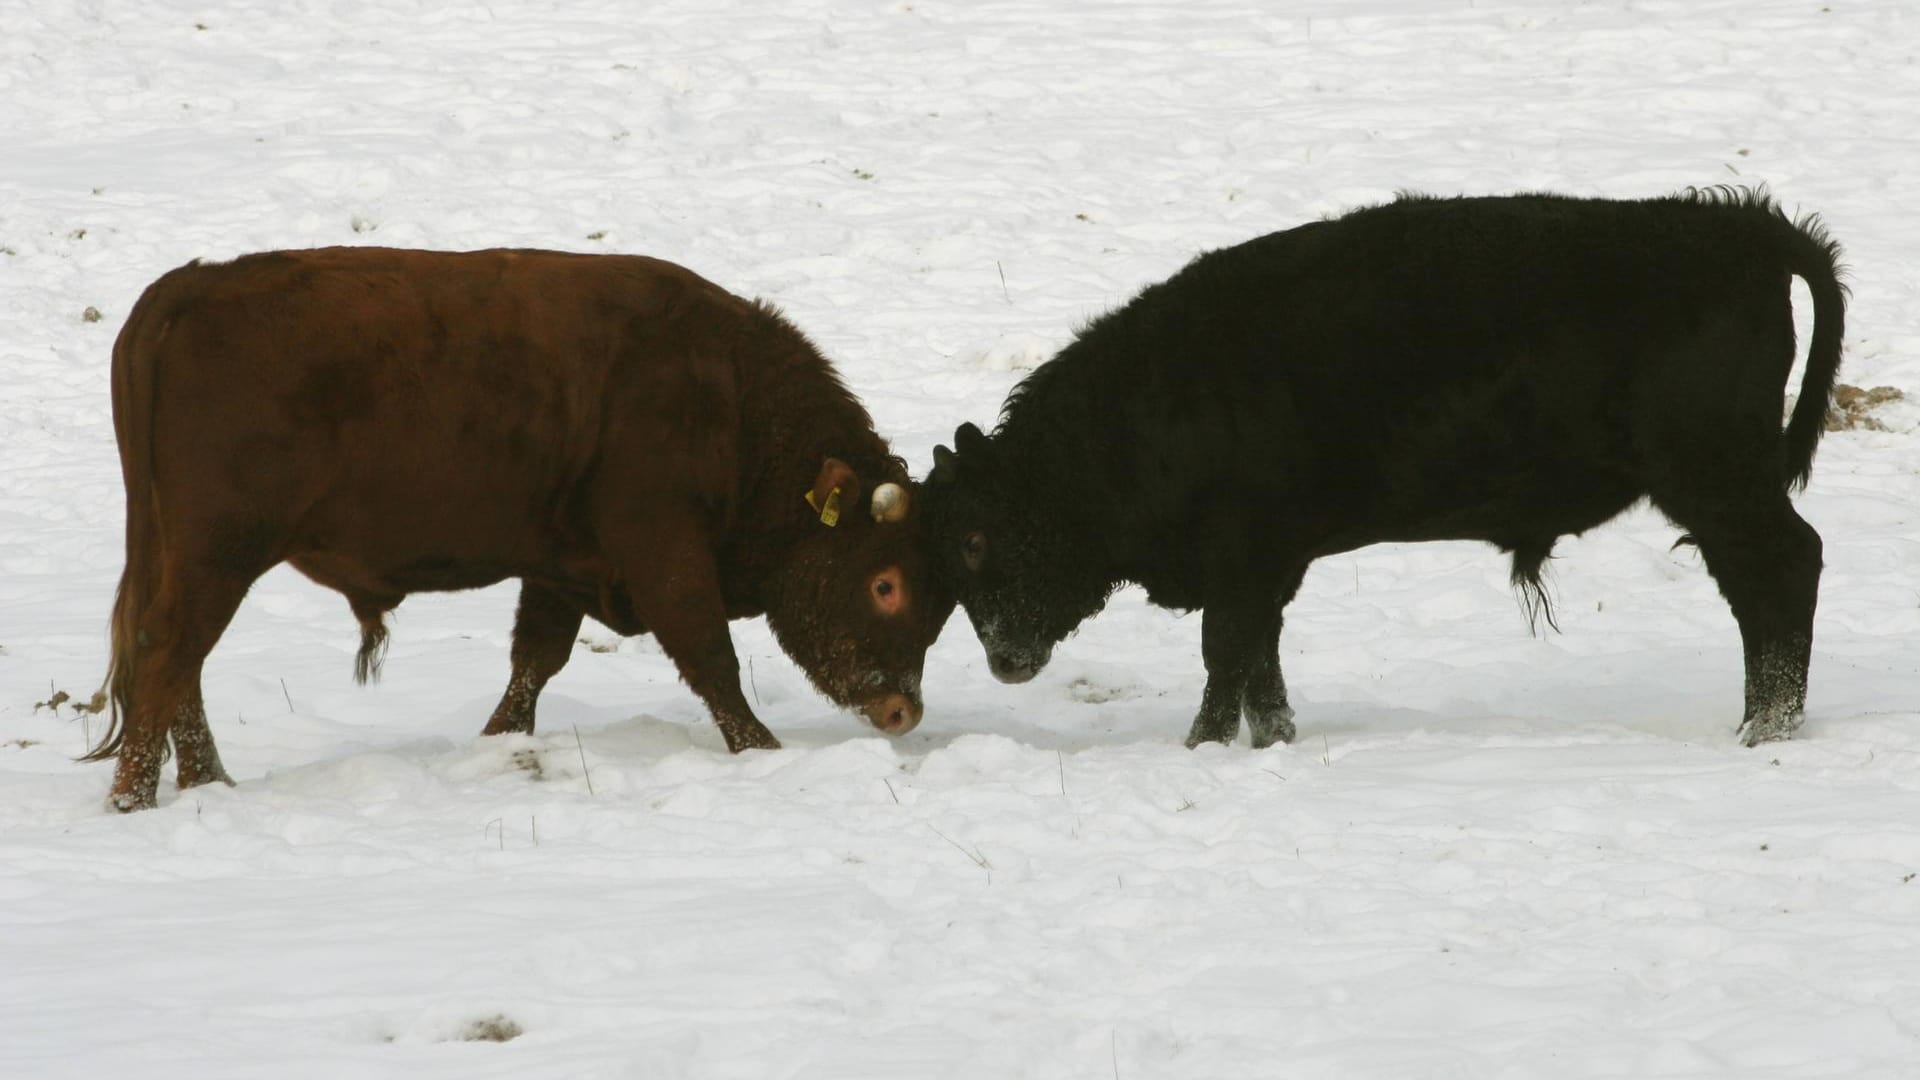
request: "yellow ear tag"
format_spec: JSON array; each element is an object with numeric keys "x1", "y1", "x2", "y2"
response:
[{"x1": 804, "y1": 485, "x2": 842, "y2": 527}]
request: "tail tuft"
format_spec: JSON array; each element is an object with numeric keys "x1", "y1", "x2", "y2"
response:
[
  {"x1": 81, "y1": 574, "x2": 139, "y2": 762},
  {"x1": 1509, "y1": 541, "x2": 1560, "y2": 636},
  {"x1": 353, "y1": 615, "x2": 391, "y2": 685}
]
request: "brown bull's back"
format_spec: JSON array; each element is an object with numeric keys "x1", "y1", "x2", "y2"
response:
[{"x1": 127, "y1": 250, "x2": 744, "y2": 580}]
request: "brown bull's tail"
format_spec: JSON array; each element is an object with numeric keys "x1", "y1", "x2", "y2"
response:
[
  {"x1": 84, "y1": 566, "x2": 142, "y2": 762},
  {"x1": 1779, "y1": 208, "x2": 1848, "y2": 491},
  {"x1": 83, "y1": 293, "x2": 164, "y2": 764}
]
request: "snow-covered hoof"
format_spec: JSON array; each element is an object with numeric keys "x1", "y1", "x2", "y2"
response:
[
  {"x1": 1248, "y1": 706, "x2": 1296, "y2": 749},
  {"x1": 1183, "y1": 713, "x2": 1241, "y2": 749},
  {"x1": 1740, "y1": 709, "x2": 1804, "y2": 747},
  {"x1": 106, "y1": 789, "x2": 157, "y2": 813}
]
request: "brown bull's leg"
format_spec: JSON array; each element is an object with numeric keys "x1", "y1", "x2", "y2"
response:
[
  {"x1": 620, "y1": 533, "x2": 778, "y2": 753},
  {"x1": 110, "y1": 568, "x2": 252, "y2": 812},
  {"x1": 483, "y1": 581, "x2": 586, "y2": 736},
  {"x1": 109, "y1": 697, "x2": 170, "y2": 813},
  {"x1": 171, "y1": 686, "x2": 234, "y2": 789}
]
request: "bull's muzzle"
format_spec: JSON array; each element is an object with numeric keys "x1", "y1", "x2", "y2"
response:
[
  {"x1": 987, "y1": 650, "x2": 1042, "y2": 685},
  {"x1": 860, "y1": 691, "x2": 923, "y2": 736}
]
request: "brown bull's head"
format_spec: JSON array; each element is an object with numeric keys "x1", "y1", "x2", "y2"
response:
[{"x1": 764, "y1": 457, "x2": 956, "y2": 735}]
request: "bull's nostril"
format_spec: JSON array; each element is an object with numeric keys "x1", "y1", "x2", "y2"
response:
[
  {"x1": 864, "y1": 692, "x2": 920, "y2": 735},
  {"x1": 988, "y1": 653, "x2": 1037, "y2": 685}
]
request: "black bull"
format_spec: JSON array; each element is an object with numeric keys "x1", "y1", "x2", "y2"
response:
[{"x1": 925, "y1": 189, "x2": 1846, "y2": 747}]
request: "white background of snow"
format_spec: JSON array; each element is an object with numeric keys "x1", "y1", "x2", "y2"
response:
[{"x1": 4, "y1": 1, "x2": 1919, "y2": 1076}]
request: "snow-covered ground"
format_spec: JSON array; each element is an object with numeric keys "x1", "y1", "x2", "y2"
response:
[{"x1": 4, "y1": 1, "x2": 1919, "y2": 1076}]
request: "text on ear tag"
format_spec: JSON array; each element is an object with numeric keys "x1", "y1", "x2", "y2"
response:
[{"x1": 804, "y1": 485, "x2": 842, "y2": 527}]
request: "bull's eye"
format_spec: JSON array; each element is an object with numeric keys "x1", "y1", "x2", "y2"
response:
[
  {"x1": 870, "y1": 570, "x2": 905, "y2": 615},
  {"x1": 962, "y1": 531, "x2": 987, "y2": 572}
]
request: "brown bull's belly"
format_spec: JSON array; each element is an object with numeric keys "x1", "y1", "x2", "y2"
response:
[{"x1": 289, "y1": 551, "x2": 518, "y2": 600}]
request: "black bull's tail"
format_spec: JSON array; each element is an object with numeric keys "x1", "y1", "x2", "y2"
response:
[{"x1": 1778, "y1": 206, "x2": 1848, "y2": 491}]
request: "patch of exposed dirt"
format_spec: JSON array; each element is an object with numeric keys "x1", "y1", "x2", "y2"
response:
[
  {"x1": 33, "y1": 689, "x2": 106, "y2": 715},
  {"x1": 1826, "y1": 383, "x2": 1906, "y2": 432},
  {"x1": 1069, "y1": 678, "x2": 1137, "y2": 704},
  {"x1": 511, "y1": 748, "x2": 546, "y2": 781},
  {"x1": 454, "y1": 1015, "x2": 522, "y2": 1042}
]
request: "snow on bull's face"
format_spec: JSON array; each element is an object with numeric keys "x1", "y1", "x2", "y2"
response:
[
  {"x1": 764, "y1": 470, "x2": 955, "y2": 735},
  {"x1": 924, "y1": 423, "x2": 1114, "y2": 684}
]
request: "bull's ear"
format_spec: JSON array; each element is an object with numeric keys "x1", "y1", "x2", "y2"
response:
[
  {"x1": 929, "y1": 444, "x2": 958, "y2": 484},
  {"x1": 954, "y1": 422, "x2": 992, "y2": 460},
  {"x1": 806, "y1": 458, "x2": 862, "y2": 528}
]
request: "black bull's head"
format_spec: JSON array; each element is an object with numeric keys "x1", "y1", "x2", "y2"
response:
[{"x1": 921, "y1": 423, "x2": 1114, "y2": 684}]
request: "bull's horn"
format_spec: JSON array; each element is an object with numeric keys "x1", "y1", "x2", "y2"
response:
[{"x1": 870, "y1": 482, "x2": 909, "y2": 523}]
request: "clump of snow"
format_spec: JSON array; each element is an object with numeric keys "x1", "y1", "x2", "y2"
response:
[{"x1": 971, "y1": 331, "x2": 1062, "y2": 373}]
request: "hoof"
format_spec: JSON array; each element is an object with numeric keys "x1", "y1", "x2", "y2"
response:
[
  {"x1": 1248, "y1": 709, "x2": 1297, "y2": 750},
  {"x1": 720, "y1": 719, "x2": 781, "y2": 753},
  {"x1": 107, "y1": 790, "x2": 157, "y2": 814},
  {"x1": 1741, "y1": 713, "x2": 1803, "y2": 747},
  {"x1": 177, "y1": 768, "x2": 236, "y2": 791},
  {"x1": 1183, "y1": 723, "x2": 1239, "y2": 750}
]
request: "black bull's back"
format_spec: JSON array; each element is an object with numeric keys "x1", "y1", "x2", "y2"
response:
[{"x1": 929, "y1": 189, "x2": 1847, "y2": 747}]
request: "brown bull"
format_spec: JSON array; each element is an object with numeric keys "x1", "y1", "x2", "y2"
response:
[{"x1": 90, "y1": 247, "x2": 953, "y2": 811}]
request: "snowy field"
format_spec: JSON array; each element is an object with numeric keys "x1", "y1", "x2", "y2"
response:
[{"x1": 4, "y1": 1, "x2": 1920, "y2": 1076}]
